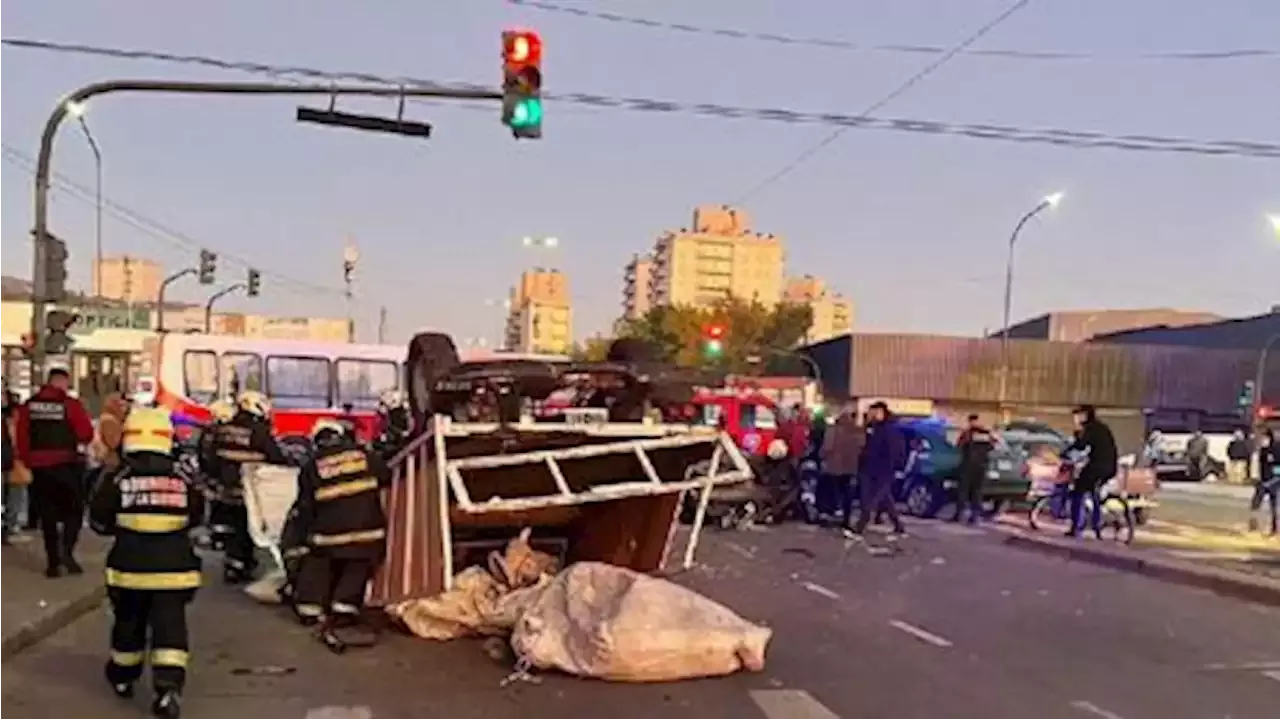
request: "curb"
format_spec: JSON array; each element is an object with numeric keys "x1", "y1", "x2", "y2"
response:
[
  {"x1": 1001, "y1": 531, "x2": 1280, "y2": 607},
  {"x1": 0, "y1": 583, "x2": 107, "y2": 661}
]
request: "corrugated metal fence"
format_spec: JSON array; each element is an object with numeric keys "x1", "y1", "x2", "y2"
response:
[{"x1": 848, "y1": 334, "x2": 1278, "y2": 411}]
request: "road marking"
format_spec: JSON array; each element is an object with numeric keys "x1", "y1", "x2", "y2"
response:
[
  {"x1": 1263, "y1": 670, "x2": 1280, "y2": 683},
  {"x1": 1202, "y1": 660, "x2": 1280, "y2": 671},
  {"x1": 749, "y1": 689, "x2": 840, "y2": 719},
  {"x1": 800, "y1": 581, "x2": 840, "y2": 600},
  {"x1": 888, "y1": 619, "x2": 952, "y2": 648},
  {"x1": 1069, "y1": 700, "x2": 1125, "y2": 719},
  {"x1": 305, "y1": 707, "x2": 374, "y2": 719},
  {"x1": 724, "y1": 541, "x2": 756, "y2": 559}
]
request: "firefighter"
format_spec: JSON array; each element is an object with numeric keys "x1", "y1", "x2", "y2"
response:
[
  {"x1": 952, "y1": 414, "x2": 997, "y2": 524},
  {"x1": 199, "y1": 400, "x2": 236, "y2": 551},
  {"x1": 372, "y1": 390, "x2": 411, "y2": 460},
  {"x1": 201, "y1": 390, "x2": 289, "y2": 584},
  {"x1": 291, "y1": 419, "x2": 390, "y2": 650},
  {"x1": 88, "y1": 407, "x2": 203, "y2": 719}
]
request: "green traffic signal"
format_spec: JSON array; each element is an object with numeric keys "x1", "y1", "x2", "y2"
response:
[
  {"x1": 703, "y1": 339, "x2": 724, "y2": 358},
  {"x1": 510, "y1": 98, "x2": 543, "y2": 128}
]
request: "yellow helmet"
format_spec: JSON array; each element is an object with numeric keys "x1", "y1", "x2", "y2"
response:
[
  {"x1": 310, "y1": 419, "x2": 347, "y2": 441},
  {"x1": 209, "y1": 399, "x2": 235, "y2": 423},
  {"x1": 121, "y1": 407, "x2": 176, "y2": 456},
  {"x1": 238, "y1": 390, "x2": 271, "y2": 418}
]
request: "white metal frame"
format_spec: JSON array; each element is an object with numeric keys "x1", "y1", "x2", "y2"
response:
[{"x1": 425, "y1": 415, "x2": 752, "y2": 591}]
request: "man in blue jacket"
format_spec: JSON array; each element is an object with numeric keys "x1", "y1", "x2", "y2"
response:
[{"x1": 846, "y1": 401, "x2": 908, "y2": 538}]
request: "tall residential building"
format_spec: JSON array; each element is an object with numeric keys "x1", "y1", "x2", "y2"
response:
[
  {"x1": 648, "y1": 205, "x2": 785, "y2": 309},
  {"x1": 785, "y1": 275, "x2": 854, "y2": 343},
  {"x1": 621, "y1": 253, "x2": 653, "y2": 321},
  {"x1": 504, "y1": 268, "x2": 573, "y2": 354},
  {"x1": 94, "y1": 256, "x2": 163, "y2": 304}
]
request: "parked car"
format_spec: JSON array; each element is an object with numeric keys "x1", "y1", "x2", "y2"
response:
[{"x1": 898, "y1": 420, "x2": 1051, "y2": 519}]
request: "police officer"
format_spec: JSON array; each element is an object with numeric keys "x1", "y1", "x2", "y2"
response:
[
  {"x1": 201, "y1": 390, "x2": 289, "y2": 583},
  {"x1": 14, "y1": 367, "x2": 96, "y2": 576},
  {"x1": 88, "y1": 407, "x2": 203, "y2": 719},
  {"x1": 952, "y1": 414, "x2": 997, "y2": 524},
  {"x1": 199, "y1": 399, "x2": 236, "y2": 551},
  {"x1": 292, "y1": 419, "x2": 390, "y2": 648}
]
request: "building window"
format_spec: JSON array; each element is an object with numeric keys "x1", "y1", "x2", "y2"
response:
[
  {"x1": 221, "y1": 352, "x2": 262, "y2": 398},
  {"x1": 336, "y1": 359, "x2": 399, "y2": 411},
  {"x1": 183, "y1": 351, "x2": 218, "y2": 405},
  {"x1": 266, "y1": 356, "x2": 331, "y2": 410}
]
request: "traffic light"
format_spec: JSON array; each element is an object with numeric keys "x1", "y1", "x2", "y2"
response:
[
  {"x1": 198, "y1": 250, "x2": 217, "y2": 285},
  {"x1": 46, "y1": 309, "x2": 78, "y2": 355},
  {"x1": 1238, "y1": 380, "x2": 1256, "y2": 409},
  {"x1": 702, "y1": 324, "x2": 726, "y2": 359},
  {"x1": 502, "y1": 29, "x2": 543, "y2": 139},
  {"x1": 42, "y1": 233, "x2": 69, "y2": 302},
  {"x1": 246, "y1": 269, "x2": 261, "y2": 297}
]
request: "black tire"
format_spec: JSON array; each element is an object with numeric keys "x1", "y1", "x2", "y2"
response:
[{"x1": 405, "y1": 332, "x2": 461, "y2": 421}]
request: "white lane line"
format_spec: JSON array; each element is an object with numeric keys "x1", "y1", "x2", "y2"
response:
[
  {"x1": 800, "y1": 581, "x2": 840, "y2": 600},
  {"x1": 1263, "y1": 670, "x2": 1280, "y2": 683},
  {"x1": 1069, "y1": 700, "x2": 1125, "y2": 719},
  {"x1": 724, "y1": 541, "x2": 756, "y2": 559},
  {"x1": 887, "y1": 619, "x2": 953, "y2": 648},
  {"x1": 749, "y1": 689, "x2": 841, "y2": 719},
  {"x1": 1202, "y1": 660, "x2": 1280, "y2": 671}
]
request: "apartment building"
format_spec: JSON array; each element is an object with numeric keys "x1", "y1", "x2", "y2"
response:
[
  {"x1": 504, "y1": 268, "x2": 574, "y2": 354},
  {"x1": 784, "y1": 275, "x2": 854, "y2": 343},
  {"x1": 648, "y1": 205, "x2": 785, "y2": 309},
  {"x1": 621, "y1": 253, "x2": 654, "y2": 321},
  {"x1": 93, "y1": 255, "x2": 163, "y2": 303}
]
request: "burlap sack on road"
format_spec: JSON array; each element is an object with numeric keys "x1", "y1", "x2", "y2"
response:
[{"x1": 510, "y1": 562, "x2": 772, "y2": 682}]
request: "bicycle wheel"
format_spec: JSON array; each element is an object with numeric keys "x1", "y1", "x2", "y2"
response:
[
  {"x1": 1027, "y1": 495, "x2": 1057, "y2": 532},
  {"x1": 1094, "y1": 494, "x2": 1134, "y2": 544}
]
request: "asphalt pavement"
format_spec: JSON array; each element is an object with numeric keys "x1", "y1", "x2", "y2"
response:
[
  {"x1": 1155, "y1": 482, "x2": 1262, "y2": 531},
  {"x1": 4, "y1": 519, "x2": 1280, "y2": 719}
]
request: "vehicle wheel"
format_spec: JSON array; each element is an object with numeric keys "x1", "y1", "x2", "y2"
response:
[
  {"x1": 1096, "y1": 494, "x2": 1135, "y2": 544},
  {"x1": 1027, "y1": 495, "x2": 1055, "y2": 532},
  {"x1": 406, "y1": 332, "x2": 461, "y2": 422},
  {"x1": 905, "y1": 482, "x2": 940, "y2": 519}
]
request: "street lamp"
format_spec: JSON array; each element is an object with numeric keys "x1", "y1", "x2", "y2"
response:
[
  {"x1": 1267, "y1": 213, "x2": 1280, "y2": 238},
  {"x1": 521, "y1": 235, "x2": 558, "y2": 249},
  {"x1": 66, "y1": 101, "x2": 104, "y2": 297},
  {"x1": 997, "y1": 191, "x2": 1065, "y2": 412}
]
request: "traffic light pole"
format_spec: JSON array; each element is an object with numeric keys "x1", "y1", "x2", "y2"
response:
[
  {"x1": 156, "y1": 268, "x2": 196, "y2": 333},
  {"x1": 29, "y1": 78, "x2": 503, "y2": 377},
  {"x1": 205, "y1": 283, "x2": 247, "y2": 333}
]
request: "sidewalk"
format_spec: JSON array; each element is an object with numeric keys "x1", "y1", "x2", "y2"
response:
[
  {"x1": 1158, "y1": 482, "x2": 1254, "y2": 501},
  {"x1": 1, "y1": 533, "x2": 110, "y2": 660}
]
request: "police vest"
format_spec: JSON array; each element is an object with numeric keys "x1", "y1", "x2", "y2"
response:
[
  {"x1": 306, "y1": 447, "x2": 386, "y2": 557},
  {"x1": 26, "y1": 399, "x2": 77, "y2": 452},
  {"x1": 102, "y1": 469, "x2": 202, "y2": 591}
]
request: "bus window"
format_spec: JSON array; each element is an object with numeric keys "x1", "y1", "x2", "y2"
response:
[
  {"x1": 266, "y1": 356, "x2": 331, "y2": 410},
  {"x1": 183, "y1": 351, "x2": 218, "y2": 405},
  {"x1": 221, "y1": 352, "x2": 262, "y2": 399},
  {"x1": 336, "y1": 359, "x2": 398, "y2": 411},
  {"x1": 740, "y1": 403, "x2": 777, "y2": 431}
]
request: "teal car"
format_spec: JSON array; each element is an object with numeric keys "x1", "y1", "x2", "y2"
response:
[{"x1": 900, "y1": 421, "x2": 1053, "y2": 519}]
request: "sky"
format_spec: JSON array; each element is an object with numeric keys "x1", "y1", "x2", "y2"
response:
[{"x1": 1, "y1": 0, "x2": 1277, "y2": 346}]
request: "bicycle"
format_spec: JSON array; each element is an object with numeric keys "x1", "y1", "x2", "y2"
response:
[{"x1": 1027, "y1": 454, "x2": 1134, "y2": 544}]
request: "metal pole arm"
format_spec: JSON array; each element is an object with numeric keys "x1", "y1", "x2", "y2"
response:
[
  {"x1": 156, "y1": 268, "x2": 196, "y2": 332},
  {"x1": 204, "y1": 283, "x2": 247, "y2": 333}
]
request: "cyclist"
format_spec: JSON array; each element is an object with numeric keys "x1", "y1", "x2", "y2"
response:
[{"x1": 1063, "y1": 405, "x2": 1118, "y2": 538}]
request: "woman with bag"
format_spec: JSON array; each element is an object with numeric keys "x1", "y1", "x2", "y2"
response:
[{"x1": 3, "y1": 383, "x2": 32, "y2": 545}]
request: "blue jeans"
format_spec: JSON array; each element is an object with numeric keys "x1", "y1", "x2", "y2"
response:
[
  {"x1": 3, "y1": 474, "x2": 30, "y2": 534},
  {"x1": 1067, "y1": 486, "x2": 1102, "y2": 536}
]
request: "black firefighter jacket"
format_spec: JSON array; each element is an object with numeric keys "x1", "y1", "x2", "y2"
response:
[
  {"x1": 201, "y1": 411, "x2": 290, "y2": 503},
  {"x1": 296, "y1": 440, "x2": 391, "y2": 561}
]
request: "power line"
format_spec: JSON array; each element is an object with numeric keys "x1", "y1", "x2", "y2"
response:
[
  {"x1": 506, "y1": 0, "x2": 1280, "y2": 62},
  {"x1": 2, "y1": 38, "x2": 1277, "y2": 160},
  {"x1": 1, "y1": 144, "x2": 348, "y2": 297},
  {"x1": 733, "y1": 0, "x2": 1032, "y2": 202}
]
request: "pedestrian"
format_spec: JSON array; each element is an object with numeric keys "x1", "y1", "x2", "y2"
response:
[
  {"x1": 291, "y1": 420, "x2": 390, "y2": 650},
  {"x1": 1063, "y1": 405, "x2": 1119, "y2": 538},
  {"x1": 1185, "y1": 430, "x2": 1210, "y2": 481},
  {"x1": 201, "y1": 391, "x2": 290, "y2": 584},
  {"x1": 1247, "y1": 428, "x2": 1278, "y2": 535},
  {"x1": 3, "y1": 383, "x2": 32, "y2": 545},
  {"x1": 13, "y1": 368, "x2": 96, "y2": 576},
  {"x1": 1226, "y1": 429, "x2": 1252, "y2": 485},
  {"x1": 820, "y1": 406, "x2": 863, "y2": 524},
  {"x1": 89, "y1": 392, "x2": 131, "y2": 496},
  {"x1": 846, "y1": 401, "x2": 907, "y2": 539},
  {"x1": 89, "y1": 407, "x2": 203, "y2": 718},
  {"x1": 952, "y1": 414, "x2": 996, "y2": 524}
]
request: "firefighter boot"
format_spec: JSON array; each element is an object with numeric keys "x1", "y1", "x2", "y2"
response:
[
  {"x1": 151, "y1": 690, "x2": 182, "y2": 719},
  {"x1": 103, "y1": 663, "x2": 135, "y2": 699}
]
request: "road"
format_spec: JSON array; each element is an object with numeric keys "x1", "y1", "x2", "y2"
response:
[
  {"x1": 4, "y1": 519, "x2": 1279, "y2": 719},
  {"x1": 1155, "y1": 482, "x2": 1262, "y2": 531}
]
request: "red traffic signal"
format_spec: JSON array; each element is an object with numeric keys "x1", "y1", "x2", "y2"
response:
[
  {"x1": 503, "y1": 30, "x2": 543, "y2": 69},
  {"x1": 704, "y1": 324, "x2": 725, "y2": 339}
]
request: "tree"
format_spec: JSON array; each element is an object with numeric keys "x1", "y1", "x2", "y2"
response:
[
  {"x1": 570, "y1": 336, "x2": 613, "y2": 362},
  {"x1": 616, "y1": 298, "x2": 814, "y2": 372}
]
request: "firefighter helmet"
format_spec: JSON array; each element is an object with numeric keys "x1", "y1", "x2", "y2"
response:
[
  {"x1": 209, "y1": 399, "x2": 235, "y2": 423},
  {"x1": 121, "y1": 407, "x2": 176, "y2": 456},
  {"x1": 310, "y1": 419, "x2": 346, "y2": 441},
  {"x1": 378, "y1": 390, "x2": 405, "y2": 412},
  {"x1": 238, "y1": 390, "x2": 271, "y2": 418}
]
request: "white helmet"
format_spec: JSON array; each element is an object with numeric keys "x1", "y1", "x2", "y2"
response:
[
  {"x1": 379, "y1": 390, "x2": 405, "y2": 412},
  {"x1": 766, "y1": 438, "x2": 789, "y2": 460},
  {"x1": 237, "y1": 390, "x2": 271, "y2": 418},
  {"x1": 310, "y1": 418, "x2": 347, "y2": 441}
]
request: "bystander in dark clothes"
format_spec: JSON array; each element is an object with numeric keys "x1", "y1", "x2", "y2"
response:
[
  {"x1": 1063, "y1": 405, "x2": 1118, "y2": 538},
  {"x1": 1248, "y1": 429, "x2": 1278, "y2": 535},
  {"x1": 847, "y1": 402, "x2": 907, "y2": 537},
  {"x1": 820, "y1": 408, "x2": 863, "y2": 522}
]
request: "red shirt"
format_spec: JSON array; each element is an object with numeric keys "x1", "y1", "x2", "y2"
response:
[{"x1": 15, "y1": 385, "x2": 95, "y2": 468}]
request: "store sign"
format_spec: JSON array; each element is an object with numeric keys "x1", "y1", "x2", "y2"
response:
[{"x1": 66, "y1": 306, "x2": 152, "y2": 334}]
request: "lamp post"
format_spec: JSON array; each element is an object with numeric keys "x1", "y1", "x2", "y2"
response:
[
  {"x1": 342, "y1": 244, "x2": 359, "y2": 343},
  {"x1": 997, "y1": 191, "x2": 1065, "y2": 414},
  {"x1": 66, "y1": 101, "x2": 104, "y2": 297},
  {"x1": 1255, "y1": 334, "x2": 1280, "y2": 426}
]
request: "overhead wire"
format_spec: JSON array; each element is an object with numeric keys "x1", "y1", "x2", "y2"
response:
[
  {"x1": 732, "y1": 0, "x2": 1033, "y2": 202},
  {"x1": 506, "y1": 0, "x2": 1280, "y2": 62},
  {"x1": 2, "y1": 38, "x2": 1275, "y2": 161},
  {"x1": 1, "y1": 144, "x2": 350, "y2": 298}
]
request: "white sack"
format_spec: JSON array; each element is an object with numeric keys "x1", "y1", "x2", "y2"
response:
[{"x1": 510, "y1": 562, "x2": 772, "y2": 682}]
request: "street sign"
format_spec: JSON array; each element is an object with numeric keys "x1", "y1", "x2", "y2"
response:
[{"x1": 67, "y1": 306, "x2": 152, "y2": 334}]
